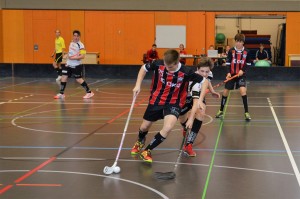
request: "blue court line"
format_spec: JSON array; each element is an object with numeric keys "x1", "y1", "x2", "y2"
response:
[{"x1": 1, "y1": 146, "x2": 300, "y2": 153}]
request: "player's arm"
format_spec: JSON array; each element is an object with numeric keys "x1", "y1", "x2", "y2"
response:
[
  {"x1": 68, "y1": 49, "x2": 86, "y2": 60},
  {"x1": 198, "y1": 79, "x2": 208, "y2": 110},
  {"x1": 188, "y1": 72, "x2": 208, "y2": 110},
  {"x1": 225, "y1": 49, "x2": 233, "y2": 78},
  {"x1": 51, "y1": 49, "x2": 56, "y2": 58},
  {"x1": 208, "y1": 81, "x2": 220, "y2": 98},
  {"x1": 133, "y1": 65, "x2": 146, "y2": 95},
  {"x1": 133, "y1": 62, "x2": 157, "y2": 95}
]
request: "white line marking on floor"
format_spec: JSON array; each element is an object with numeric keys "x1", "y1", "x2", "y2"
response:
[
  {"x1": 267, "y1": 97, "x2": 300, "y2": 187},
  {"x1": 0, "y1": 80, "x2": 38, "y2": 90},
  {"x1": 0, "y1": 158, "x2": 294, "y2": 176},
  {"x1": 0, "y1": 169, "x2": 169, "y2": 199}
]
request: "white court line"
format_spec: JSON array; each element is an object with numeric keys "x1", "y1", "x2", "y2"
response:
[
  {"x1": 10, "y1": 104, "x2": 213, "y2": 135},
  {"x1": 267, "y1": 97, "x2": 300, "y2": 187},
  {"x1": 209, "y1": 104, "x2": 300, "y2": 108},
  {"x1": 0, "y1": 158, "x2": 294, "y2": 176},
  {"x1": 0, "y1": 169, "x2": 169, "y2": 199},
  {"x1": 4, "y1": 101, "x2": 300, "y2": 108},
  {"x1": 0, "y1": 80, "x2": 38, "y2": 90},
  {"x1": 40, "y1": 170, "x2": 169, "y2": 199}
]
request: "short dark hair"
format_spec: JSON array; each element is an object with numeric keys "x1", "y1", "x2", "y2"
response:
[
  {"x1": 164, "y1": 49, "x2": 179, "y2": 65},
  {"x1": 152, "y1": 44, "x2": 157, "y2": 47},
  {"x1": 73, "y1": 30, "x2": 81, "y2": 36},
  {"x1": 234, "y1": 33, "x2": 245, "y2": 42},
  {"x1": 196, "y1": 57, "x2": 214, "y2": 70}
]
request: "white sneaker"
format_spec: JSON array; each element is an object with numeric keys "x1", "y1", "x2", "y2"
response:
[
  {"x1": 83, "y1": 92, "x2": 94, "y2": 99},
  {"x1": 54, "y1": 93, "x2": 65, "y2": 99},
  {"x1": 56, "y1": 76, "x2": 62, "y2": 85}
]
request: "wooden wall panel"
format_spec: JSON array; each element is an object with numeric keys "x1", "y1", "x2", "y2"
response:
[
  {"x1": 286, "y1": 12, "x2": 300, "y2": 66},
  {"x1": 24, "y1": 10, "x2": 33, "y2": 63},
  {"x1": 186, "y1": 12, "x2": 206, "y2": 65},
  {"x1": 85, "y1": 11, "x2": 105, "y2": 62},
  {"x1": 2, "y1": 10, "x2": 24, "y2": 63},
  {"x1": 205, "y1": 12, "x2": 216, "y2": 52},
  {"x1": 56, "y1": 10, "x2": 72, "y2": 47},
  {"x1": 32, "y1": 19, "x2": 56, "y2": 63},
  {"x1": 70, "y1": 11, "x2": 85, "y2": 42},
  {"x1": 0, "y1": 10, "x2": 299, "y2": 65},
  {"x1": 103, "y1": 12, "x2": 125, "y2": 64},
  {"x1": 0, "y1": 10, "x2": 3, "y2": 62},
  {"x1": 155, "y1": 12, "x2": 187, "y2": 25},
  {"x1": 3, "y1": 0, "x2": 299, "y2": 12},
  {"x1": 123, "y1": 12, "x2": 155, "y2": 64},
  {"x1": 32, "y1": 10, "x2": 56, "y2": 63}
]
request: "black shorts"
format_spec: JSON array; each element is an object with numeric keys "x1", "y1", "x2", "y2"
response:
[
  {"x1": 143, "y1": 104, "x2": 181, "y2": 122},
  {"x1": 180, "y1": 96, "x2": 206, "y2": 116},
  {"x1": 225, "y1": 76, "x2": 247, "y2": 90},
  {"x1": 180, "y1": 96, "x2": 193, "y2": 115},
  {"x1": 55, "y1": 53, "x2": 63, "y2": 63},
  {"x1": 61, "y1": 64, "x2": 83, "y2": 79}
]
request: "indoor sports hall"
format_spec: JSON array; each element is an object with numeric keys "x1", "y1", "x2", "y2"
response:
[
  {"x1": 0, "y1": 74, "x2": 300, "y2": 199},
  {"x1": 1, "y1": 0, "x2": 300, "y2": 198}
]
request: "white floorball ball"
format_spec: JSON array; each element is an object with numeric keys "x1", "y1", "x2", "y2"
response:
[{"x1": 113, "y1": 166, "x2": 121, "y2": 174}]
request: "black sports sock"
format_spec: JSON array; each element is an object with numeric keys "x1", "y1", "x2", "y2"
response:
[
  {"x1": 242, "y1": 95, "x2": 249, "y2": 113},
  {"x1": 220, "y1": 95, "x2": 228, "y2": 111},
  {"x1": 81, "y1": 81, "x2": 91, "y2": 93},
  {"x1": 138, "y1": 129, "x2": 148, "y2": 142},
  {"x1": 186, "y1": 119, "x2": 202, "y2": 145},
  {"x1": 145, "y1": 132, "x2": 166, "y2": 150},
  {"x1": 60, "y1": 82, "x2": 66, "y2": 94},
  {"x1": 180, "y1": 119, "x2": 188, "y2": 131}
]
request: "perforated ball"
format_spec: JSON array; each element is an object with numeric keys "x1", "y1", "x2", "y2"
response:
[{"x1": 113, "y1": 166, "x2": 121, "y2": 174}]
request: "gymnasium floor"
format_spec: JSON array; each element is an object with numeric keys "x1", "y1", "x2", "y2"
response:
[{"x1": 0, "y1": 77, "x2": 300, "y2": 199}]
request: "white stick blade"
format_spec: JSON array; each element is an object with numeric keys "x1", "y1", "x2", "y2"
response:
[{"x1": 103, "y1": 166, "x2": 114, "y2": 175}]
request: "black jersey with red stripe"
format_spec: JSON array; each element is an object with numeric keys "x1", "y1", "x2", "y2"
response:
[
  {"x1": 226, "y1": 47, "x2": 252, "y2": 75},
  {"x1": 144, "y1": 61, "x2": 205, "y2": 108}
]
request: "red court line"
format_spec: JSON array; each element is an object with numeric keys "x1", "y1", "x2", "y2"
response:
[
  {"x1": 0, "y1": 96, "x2": 147, "y2": 195},
  {"x1": 14, "y1": 157, "x2": 57, "y2": 183},
  {"x1": 0, "y1": 185, "x2": 13, "y2": 195},
  {"x1": 106, "y1": 97, "x2": 147, "y2": 124},
  {"x1": 16, "y1": 184, "x2": 62, "y2": 187},
  {"x1": 0, "y1": 157, "x2": 57, "y2": 195}
]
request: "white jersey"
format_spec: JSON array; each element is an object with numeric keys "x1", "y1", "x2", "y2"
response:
[
  {"x1": 188, "y1": 71, "x2": 213, "y2": 98},
  {"x1": 66, "y1": 41, "x2": 85, "y2": 68}
]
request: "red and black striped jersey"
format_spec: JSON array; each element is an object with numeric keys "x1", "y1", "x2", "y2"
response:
[
  {"x1": 144, "y1": 61, "x2": 205, "y2": 108},
  {"x1": 226, "y1": 47, "x2": 252, "y2": 75}
]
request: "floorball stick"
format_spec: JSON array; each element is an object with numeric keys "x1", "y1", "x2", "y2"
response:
[{"x1": 103, "y1": 93, "x2": 138, "y2": 175}]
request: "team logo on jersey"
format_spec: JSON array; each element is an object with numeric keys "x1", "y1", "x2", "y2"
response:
[
  {"x1": 158, "y1": 69, "x2": 164, "y2": 77},
  {"x1": 243, "y1": 54, "x2": 247, "y2": 58},
  {"x1": 232, "y1": 59, "x2": 244, "y2": 64},
  {"x1": 178, "y1": 77, "x2": 183, "y2": 82},
  {"x1": 160, "y1": 77, "x2": 182, "y2": 88}
]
